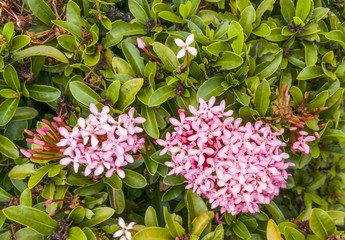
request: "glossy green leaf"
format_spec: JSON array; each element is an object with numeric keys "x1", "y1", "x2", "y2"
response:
[
  {"x1": 233, "y1": 220, "x2": 251, "y2": 239},
  {"x1": 145, "y1": 206, "x2": 159, "y2": 227},
  {"x1": 67, "y1": 227, "x2": 87, "y2": 240},
  {"x1": 103, "y1": 174, "x2": 122, "y2": 190},
  {"x1": 106, "y1": 81, "x2": 121, "y2": 104},
  {"x1": 122, "y1": 169, "x2": 147, "y2": 189},
  {"x1": 27, "y1": 0, "x2": 56, "y2": 26},
  {"x1": 69, "y1": 81, "x2": 100, "y2": 107},
  {"x1": 255, "y1": 50, "x2": 282, "y2": 79},
  {"x1": 148, "y1": 85, "x2": 176, "y2": 107},
  {"x1": 129, "y1": 0, "x2": 148, "y2": 24},
  {"x1": 13, "y1": 46, "x2": 69, "y2": 63},
  {"x1": 110, "y1": 20, "x2": 147, "y2": 38},
  {"x1": 297, "y1": 66, "x2": 324, "y2": 80},
  {"x1": 164, "y1": 207, "x2": 185, "y2": 237},
  {"x1": 228, "y1": 21, "x2": 244, "y2": 54},
  {"x1": 0, "y1": 98, "x2": 19, "y2": 126},
  {"x1": 12, "y1": 107, "x2": 39, "y2": 121},
  {"x1": 197, "y1": 77, "x2": 226, "y2": 101},
  {"x1": 191, "y1": 211, "x2": 214, "y2": 236},
  {"x1": 0, "y1": 135, "x2": 19, "y2": 159},
  {"x1": 68, "y1": 206, "x2": 86, "y2": 224},
  {"x1": 310, "y1": 208, "x2": 335, "y2": 239},
  {"x1": 122, "y1": 41, "x2": 144, "y2": 76},
  {"x1": 117, "y1": 78, "x2": 143, "y2": 111},
  {"x1": 8, "y1": 164, "x2": 35, "y2": 179},
  {"x1": 213, "y1": 51, "x2": 243, "y2": 70},
  {"x1": 254, "y1": 79, "x2": 270, "y2": 116},
  {"x1": 267, "y1": 219, "x2": 284, "y2": 240},
  {"x1": 79, "y1": 207, "x2": 115, "y2": 227},
  {"x1": 296, "y1": 0, "x2": 311, "y2": 22},
  {"x1": 28, "y1": 164, "x2": 54, "y2": 189},
  {"x1": 3, "y1": 206, "x2": 57, "y2": 235},
  {"x1": 4, "y1": 64, "x2": 20, "y2": 91},
  {"x1": 141, "y1": 105, "x2": 159, "y2": 138},
  {"x1": 133, "y1": 227, "x2": 173, "y2": 240},
  {"x1": 28, "y1": 85, "x2": 61, "y2": 102},
  {"x1": 19, "y1": 189, "x2": 32, "y2": 207},
  {"x1": 153, "y1": 42, "x2": 179, "y2": 72},
  {"x1": 280, "y1": 0, "x2": 295, "y2": 22}
]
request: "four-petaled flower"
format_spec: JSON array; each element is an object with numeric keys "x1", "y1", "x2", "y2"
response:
[
  {"x1": 175, "y1": 34, "x2": 197, "y2": 59},
  {"x1": 113, "y1": 217, "x2": 135, "y2": 240}
]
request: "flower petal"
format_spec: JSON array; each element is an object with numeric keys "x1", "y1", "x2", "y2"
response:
[
  {"x1": 177, "y1": 49, "x2": 186, "y2": 59},
  {"x1": 174, "y1": 38, "x2": 185, "y2": 47},
  {"x1": 186, "y1": 46, "x2": 197, "y2": 56},
  {"x1": 186, "y1": 34, "x2": 194, "y2": 45}
]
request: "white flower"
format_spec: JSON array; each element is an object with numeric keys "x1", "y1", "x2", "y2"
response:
[
  {"x1": 175, "y1": 34, "x2": 197, "y2": 59},
  {"x1": 113, "y1": 217, "x2": 135, "y2": 240}
]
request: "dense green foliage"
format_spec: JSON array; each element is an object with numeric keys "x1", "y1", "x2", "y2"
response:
[{"x1": 1, "y1": 0, "x2": 345, "y2": 239}]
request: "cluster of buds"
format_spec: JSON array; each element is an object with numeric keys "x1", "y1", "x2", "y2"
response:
[
  {"x1": 157, "y1": 97, "x2": 293, "y2": 215},
  {"x1": 269, "y1": 85, "x2": 327, "y2": 154},
  {"x1": 21, "y1": 103, "x2": 146, "y2": 178}
]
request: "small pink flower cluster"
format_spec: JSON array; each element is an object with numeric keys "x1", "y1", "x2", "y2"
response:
[
  {"x1": 290, "y1": 128, "x2": 316, "y2": 154},
  {"x1": 157, "y1": 97, "x2": 294, "y2": 215},
  {"x1": 57, "y1": 103, "x2": 146, "y2": 178}
]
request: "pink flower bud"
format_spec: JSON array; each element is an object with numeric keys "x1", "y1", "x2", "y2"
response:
[
  {"x1": 137, "y1": 37, "x2": 146, "y2": 49},
  {"x1": 45, "y1": 200, "x2": 53, "y2": 205}
]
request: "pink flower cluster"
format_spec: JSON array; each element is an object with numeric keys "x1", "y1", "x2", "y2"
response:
[
  {"x1": 57, "y1": 104, "x2": 145, "y2": 178},
  {"x1": 157, "y1": 97, "x2": 294, "y2": 215},
  {"x1": 291, "y1": 131, "x2": 315, "y2": 155}
]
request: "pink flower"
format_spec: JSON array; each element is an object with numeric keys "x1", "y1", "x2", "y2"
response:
[
  {"x1": 137, "y1": 37, "x2": 145, "y2": 49},
  {"x1": 157, "y1": 96, "x2": 293, "y2": 215},
  {"x1": 292, "y1": 132, "x2": 315, "y2": 154},
  {"x1": 113, "y1": 217, "x2": 135, "y2": 240}
]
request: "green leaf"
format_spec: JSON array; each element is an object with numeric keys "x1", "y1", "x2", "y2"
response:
[
  {"x1": 4, "y1": 64, "x2": 20, "y2": 91},
  {"x1": 163, "y1": 174, "x2": 186, "y2": 186},
  {"x1": 133, "y1": 227, "x2": 173, "y2": 240},
  {"x1": 117, "y1": 78, "x2": 143, "y2": 111},
  {"x1": 0, "y1": 135, "x2": 19, "y2": 159},
  {"x1": 256, "y1": 0, "x2": 276, "y2": 21},
  {"x1": 74, "y1": 181, "x2": 105, "y2": 196},
  {"x1": 325, "y1": 31, "x2": 345, "y2": 51},
  {"x1": 129, "y1": 0, "x2": 148, "y2": 24},
  {"x1": 310, "y1": 208, "x2": 335, "y2": 239},
  {"x1": 0, "y1": 187, "x2": 13, "y2": 201},
  {"x1": 112, "y1": 57, "x2": 135, "y2": 76},
  {"x1": 306, "y1": 91, "x2": 329, "y2": 109},
  {"x1": 148, "y1": 85, "x2": 176, "y2": 107},
  {"x1": 57, "y1": 35, "x2": 77, "y2": 52},
  {"x1": 28, "y1": 85, "x2": 61, "y2": 102},
  {"x1": 280, "y1": 0, "x2": 295, "y2": 22},
  {"x1": 13, "y1": 46, "x2": 69, "y2": 63},
  {"x1": 122, "y1": 41, "x2": 144, "y2": 76},
  {"x1": 228, "y1": 21, "x2": 244, "y2": 54},
  {"x1": 3, "y1": 206, "x2": 57, "y2": 235},
  {"x1": 20, "y1": 189, "x2": 32, "y2": 207},
  {"x1": 0, "y1": 98, "x2": 19, "y2": 126},
  {"x1": 239, "y1": 6, "x2": 256, "y2": 37},
  {"x1": 78, "y1": 207, "x2": 115, "y2": 227},
  {"x1": 265, "y1": 202, "x2": 285, "y2": 223},
  {"x1": 159, "y1": 11, "x2": 185, "y2": 23},
  {"x1": 236, "y1": 0, "x2": 252, "y2": 12},
  {"x1": 69, "y1": 81, "x2": 100, "y2": 107},
  {"x1": 296, "y1": 0, "x2": 311, "y2": 22},
  {"x1": 15, "y1": 228, "x2": 42, "y2": 240},
  {"x1": 162, "y1": 185, "x2": 185, "y2": 201},
  {"x1": 255, "y1": 50, "x2": 283, "y2": 79},
  {"x1": 284, "y1": 226, "x2": 305, "y2": 240},
  {"x1": 28, "y1": 164, "x2": 54, "y2": 189},
  {"x1": 164, "y1": 207, "x2": 185, "y2": 237},
  {"x1": 110, "y1": 20, "x2": 147, "y2": 38},
  {"x1": 302, "y1": 41, "x2": 317, "y2": 67},
  {"x1": 197, "y1": 77, "x2": 226, "y2": 101},
  {"x1": 254, "y1": 79, "x2": 271, "y2": 116},
  {"x1": 122, "y1": 169, "x2": 147, "y2": 189},
  {"x1": 27, "y1": 0, "x2": 56, "y2": 26},
  {"x1": 213, "y1": 51, "x2": 243, "y2": 70},
  {"x1": 103, "y1": 174, "x2": 122, "y2": 190},
  {"x1": 68, "y1": 207, "x2": 86, "y2": 224},
  {"x1": 106, "y1": 80, "x2": 121, "y2": 104},
  {"x1": 185, "y1": 190, "x2": 208, "y2": 232},
  {"x1": 191, "y1": 211, "x2": 214, "y2": 237},
  {"x1": 52, "y1": 20, "x2": 83, "y2": 40},
  {"x1": 145, "y1": 206, "x2": 159, "y2": 227},
  {"x1": 8, "y1": 164, "x2": 35, "y2": 179},
  {"x1": 297, "y1": 66, "x2": 324, "y2": 80},
  {"x1": 67, "y1": 227, "x2": 87, "y2": 240},
  {"x1": 12, "y1": 107, "x2": 39, "y2": 121},
  {"x1": 153, "y1": 42, "x2": 179, "y2": 72},
  {"x1": 233, "y1": 220, "x2": 251, "y2": 239},
  {"x1": 141, "y1": 105, "x2": 159, "y2": 138}
]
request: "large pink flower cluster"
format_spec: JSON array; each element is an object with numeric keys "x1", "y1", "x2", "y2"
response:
[
  {"x1": 57, "y1": 104, "x2": 146, "y2": 178},
  {"x1": 157, "y1": 97, "x2": 294, "y2": 215}
]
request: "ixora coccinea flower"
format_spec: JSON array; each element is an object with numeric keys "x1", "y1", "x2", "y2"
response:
[
  {"x1": 157, "y1": 96, "x2": 295, "y2": 215},
  {"x1": 21, "y1": 103, "x2": 146, "y2": 178}
]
